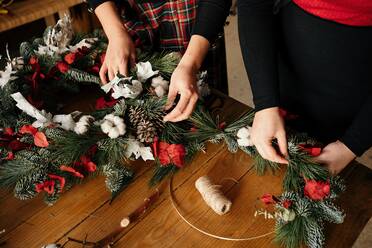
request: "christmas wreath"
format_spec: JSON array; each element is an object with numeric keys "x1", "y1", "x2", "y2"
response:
[{"x1": 0, "y1": 16, "x2": 345, "y2": 248}]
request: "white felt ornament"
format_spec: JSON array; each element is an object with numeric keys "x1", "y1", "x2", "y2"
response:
[
  {"x1": 11, "y1": 92, "x2": 53, "y2": 128},
  {"x1": 52, "y1": 114, "x2": 76, "y2": 131},
  {"x1": 124, "y1": 138, "x2": 154, "y2": 161},
  {"x1": 101, "y1": 76, "x2": 143, "y2": 99},
  {"x1": 0, "y1": 62, "x2": 17, "y2": 88},
  {"x1": 195, "y1": 176, "x2": 232, "y2": 215},
  {"x1": 136, "y1": 61, "x2": 159, "y2": 82},
  {"x1": 100, "y1": 114, "x2": 126, "y2": 139},
  {"x1": 236, "y1": 126, "x2": 254, "y2": 147}
]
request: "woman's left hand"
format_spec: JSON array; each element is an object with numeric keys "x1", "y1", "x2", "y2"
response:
[{"x1": 313, "y1": 140, "x2": 356, "y2": 175}]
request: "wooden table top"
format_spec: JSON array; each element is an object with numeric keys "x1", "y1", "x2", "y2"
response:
[
  {"x1": 0, "y1": 0, "x2": 83, "y2": 33},
  {"x1": 0, "y1": 90, "x2": 371, "y2": 248}
]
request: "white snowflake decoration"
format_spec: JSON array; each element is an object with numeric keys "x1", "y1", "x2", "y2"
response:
[
  {"x1": 11, "y1": 92, "x2": 53, "y2": 128},
  {"x1": 124, "y1": 138, "x2": 154, "y2": 161},
  {"x1": 0, "y1": 62, "x2": 17, "y2": 89},
  {"x1": 136, "y1": 61, "x2": 159, "y2": 82},
  {"x1": 102, "y1": 76, "x2": 143, "y2": 99}
]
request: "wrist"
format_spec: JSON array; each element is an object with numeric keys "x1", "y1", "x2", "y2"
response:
[
  {"x1": 256, "y1": 107, "x2": 280, "y2": 116},
  {"x1": 336, "y1": 140, "x2": 356, "y2": 159}
]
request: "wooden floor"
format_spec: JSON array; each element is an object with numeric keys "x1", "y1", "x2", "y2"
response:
[{"x1": 0, "y1": 92, "x2": 371, "y2": 248}]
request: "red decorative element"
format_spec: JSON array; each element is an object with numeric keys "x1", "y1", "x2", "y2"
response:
[
  {"x1": 35, "y1": 180, "x2": 55, "y2": 195},
  {"x1": 64, "y1": 53, "x2": 77, "y2": 65},
  {"x1": 8, "y1": 140, "x2": 29, "y2": 151},
  {"x1": 60, "y1": 165, "x2": 84, "y2": 178},
  {"x1": 79, "y1": 155, "x2": 97, "y2": 172},
  {"x1": 34, "y1": 132, "x2": 49, "y2": 148},
  {"x1": 261, "y1": 193, "x2": 276, "y2": 205},
  {"x1": 152, "y1": 137, "x2": 159, "y2": 158},
  {"x1": 190, "y1": 127, "x2": 198, "y2": 132},
  {"x1": 304, "y1": 179, "x2": 330, "y2": 201},
  {"x1": 5, "y1": 152, "x2": 15, "y2": 160},
  {"x1": 299, "y1": 144, "x2": 322, "y2": 157},
  {"x1": 48, "y1": 174, "x2": 66, "y2": 192},
  {"x1": 218, "y1": 122, "x2": 227, "y2": 130},
  {"x1": 279, "y1": 108, "x2": 299, "y2": 120},
  {"x1": 19, "y1": 125, "x2": 38, "y2": 135},
  {"x1": 157, "y1": 142, "x2": 186, "y2": 168},
  {"x1": 282, "y1": 199, "x2": 292, "y2": 209},
  {"x1": 56, "y1": 61, "x2": 69, "y2": 73},
  {"x1": 95, "y1": 97, "x2": 118, "y2": 110},
  {"x1": 29, "y1": 56, "x2": 38, "y2": 65},
  {"x1": 4, "y1": 128, "x2": 14, "y2": 135}
]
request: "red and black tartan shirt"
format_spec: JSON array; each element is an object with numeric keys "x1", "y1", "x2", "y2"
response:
[{"x1": 88, "y1": 0, "x2": 198, "y2": 53}]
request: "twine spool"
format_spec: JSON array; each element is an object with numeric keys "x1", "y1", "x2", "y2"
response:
[{"x1": 195, "y1": 176, "x2": 232, "y2": 215}]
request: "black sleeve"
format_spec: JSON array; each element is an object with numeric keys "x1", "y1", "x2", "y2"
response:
[
  {"x1": 87, "y1": 0, "x2": 115, "y2": 11},
  {"x1": 340, "y1": 95, "x2": 372, "y2": 156},
  {"x1": 237, "y1": 0, "x2": 279, "y2": 111},
  {"x1": 192, "y1": 0, "x2": 232, "y2": 42}
]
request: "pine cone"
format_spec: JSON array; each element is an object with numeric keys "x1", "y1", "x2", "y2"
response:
[
  {"x1": 128, "y1": 105, "x2": 147, "y2": 127},
  {"x1": 136, "y1": 120, "x2": 157, "y2": 143}
]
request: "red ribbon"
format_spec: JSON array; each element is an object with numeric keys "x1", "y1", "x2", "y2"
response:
[{"x1": 298, "y1": 144, "x2": 322, "y2": 157}]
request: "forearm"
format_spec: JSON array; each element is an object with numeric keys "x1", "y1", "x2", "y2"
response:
[
  {"x1": 340, "y1": 95, "x2": 372, "y2": 156},
  {"x1": 192, "y1": 0, "x2": 231, "y2": 42},
  {"x1": 178, "y1": 35, "x2": 210, "y2": 71},
  {"x1": 237, "y1": 0, "x2": 279, "y2": 111},
  {"x1": 94, "y1": 1, "x2": 127, "y2": 41}
]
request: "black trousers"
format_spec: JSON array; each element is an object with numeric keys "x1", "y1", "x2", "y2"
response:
[{"x1": 277, "y1": 2, "x2": 372, "y2": 150}]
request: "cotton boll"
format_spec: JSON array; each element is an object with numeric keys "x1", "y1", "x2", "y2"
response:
[
  {"x1": 154, "y1": 85, "x2": 166, "y2": 97},
  {"x1": 74, "y1": 115, "x2": 94, "y2": 135},
  {"x1": 151, "y1": 76, "x2": 169, "y2": 90},
  {"x1": 237, "y1": 126, "x2": 251, "y2": 139},
  {"x1": 108, "y1": 128, "x2": 120, "y2": 139},
  {"x1": 237, "y1": 137, "x2": 254, "y2": 147},
  {"x1": 101, "y1": 120, "x2": 113, "y2": 134}
]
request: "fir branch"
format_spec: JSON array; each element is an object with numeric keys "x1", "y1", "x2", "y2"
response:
[
  {"x1": 150, "y1": 162, "x2": 178, "y2": 186},
  {"x1": 275, "y1": 217, "x2": 308, "y2": 248}
]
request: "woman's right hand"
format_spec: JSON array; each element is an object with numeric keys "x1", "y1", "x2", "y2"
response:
[
  {"x1": 251, "y1": 107, "x2": 288, "y2": 164},
  {"x1": 100, "y1": 31, "x2": 136, "y2": 84}
]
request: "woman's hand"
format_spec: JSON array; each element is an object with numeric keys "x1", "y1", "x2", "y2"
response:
[
  {"x1": 251, "y1": 107, "x2": 289, "y2": 164},
  {"x1": 163, "y1": 34, "x2": 210, "y2": 122},
  {"x1": 313, "y1": 140, "x2": 356, "y2": 175},
  {"x1": 100, "y1": 31, "x2": 136, "y2": 84},
  {"x1": 94, "y1": 1, "x2": 136, "y2": 84},
  {"x1": 163, "y1": 63, "x2": 199, "y2": 122}
]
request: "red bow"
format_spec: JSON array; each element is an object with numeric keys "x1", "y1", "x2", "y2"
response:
[
  {"x1": 298, "y1": 144, "x2": 322, "y2": 157},
  {"x1": 304, "y1": 179, "x2": 330, "y2": 201},
  {"x1": 154, "y1": 140, "x2": 186, "y2": 168},
  {"x1": 95, "y1": 97, "x2": 118, "y2": 110}
]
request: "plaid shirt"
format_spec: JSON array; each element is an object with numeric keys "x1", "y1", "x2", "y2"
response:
[{"x1": 88, "y1": 0, "x2": 198, "y2": 52}]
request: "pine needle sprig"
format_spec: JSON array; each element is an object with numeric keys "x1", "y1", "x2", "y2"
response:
[{"x1": 149, "y1": 162, "x2": 178, "y2": 186}]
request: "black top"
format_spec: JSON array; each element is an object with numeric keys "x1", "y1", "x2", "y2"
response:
[{"x1": 192, "y1": 0, "x2": 372, "y2": 156}]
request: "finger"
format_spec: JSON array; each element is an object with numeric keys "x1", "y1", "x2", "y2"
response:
[
  {"x1": 171, "y1": 94, "x2": 198, "y2": 122},
  {"x1": 276, "y1": 131, "x2": 288, "y2": 157},
  {"x1": 99, "y1": 64, "x2": 108, "y2": 84},
  {"x1": 165, "y1": 87, "x2": 178, "y2": 111},
  {"x1": 130, "y1": 53, "x2": 136, "y2": 69},
  {"x1": 261, "y1": 141, "x2": 288, "y2": 164},
  {"x1": 164, "y1": 92, "x2": 190, "y2": 122},
  {"x1": 108, "y1": 68, "x2": 115, "y2": 81},
  {"x1": 118, "y1": 61, "x2": 128, "y2": 77}
]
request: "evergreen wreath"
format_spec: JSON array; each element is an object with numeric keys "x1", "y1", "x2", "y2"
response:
[{"x1": 0, "y1": 16, "x2": 345, "y2": 248}]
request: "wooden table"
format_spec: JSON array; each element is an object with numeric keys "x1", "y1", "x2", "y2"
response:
[
  {"x1": 0, "y1": 0, "x2": 83, "y2": 33},
  {"x1": 0, "y1": 91, "x2": 371, "y2": 248}
]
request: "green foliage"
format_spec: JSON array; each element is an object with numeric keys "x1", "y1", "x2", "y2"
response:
[
  {"x1": 101, "y1": 163, "x2": 134, "y2": 201},
  {"x1": 66, "y1": 68, "x2": 101, "y2": 85},
  {"x1": 150, "y1": 162, "x2": 178, "y2": 186}
]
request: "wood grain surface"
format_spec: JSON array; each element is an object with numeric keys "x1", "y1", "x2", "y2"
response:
[{"x1": 0, "y1": 0, "x2": 83, "y2": 32}]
